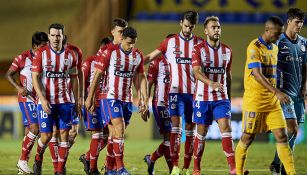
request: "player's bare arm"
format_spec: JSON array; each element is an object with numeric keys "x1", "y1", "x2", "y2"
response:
[
  {"x1": 85, "y1": 68, "x2": 102, "y2": 113},
  {"x1": 144, "y1": 49, "x2": 162, "y2": 65},
  {"x1": 32, "y1": 72, "x2": 51, "y2": 114},
  {"x1": 192, "y1": 65, "x2": 224, "y2": 92},
  {"x1": 6, "y1": 69, "x2": 30, "y2": 97},
  {"x1": 78, "y1": 67, "x2": 84, "y2": 107},
  {"x1": 226, "y1": 70, "x2": 232, "y2": 100},
  {"x1": 139, "y1": 72, "x2": 149, "y2": 121},
  {"x1": 252, "y1": 67, "x2": 290, "y2": 104}
]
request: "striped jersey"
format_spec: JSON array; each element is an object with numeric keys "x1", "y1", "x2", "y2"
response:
[
  {"x1": 147, "y1": 55, "x2": 171, "y2": 107},
  {"x1": 32, "y1": 45, "x2": 78, "y2": 104},
  {"x1": 192, "y1": 41, "x2": 232, "y2": 101},
  {"x1": 158, "y1": 33, "x2": 203, "y2": 94},
  {"x1": 9, "y1": 50, "x2": 36, "y2": 102},
  {"x1": 95, "y1": 45, "x2": 145, "y2": 102},
  {"x1": 66, "y1": 43, "x2": 83, "y2": 103},
  {"x1": 82, "y1": 55, "x2": 101, "y2": 106}
]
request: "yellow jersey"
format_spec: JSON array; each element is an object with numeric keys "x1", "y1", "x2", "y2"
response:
[{"x1": 242, "y1": 37, "x2": 281, "y2": 112}]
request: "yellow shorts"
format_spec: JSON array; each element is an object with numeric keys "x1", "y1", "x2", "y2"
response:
[{"x1": 242, "y1": 110, "x2": 286, "y2": 134}]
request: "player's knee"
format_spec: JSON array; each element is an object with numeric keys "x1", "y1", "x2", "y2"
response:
[
  {"x1": 240, "y1": 133, "x2": 255, "y2": 145},
  {"x1": 275, "y1": 131, "x2": 288, "y2": 143},
  {"x1": 30, "y1": 124, "x2": 40, "y2": 135}
]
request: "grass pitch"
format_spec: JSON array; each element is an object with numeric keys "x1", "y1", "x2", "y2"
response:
[{"x1": 0, "y1": 138, "x2": 306, "y2": 175}]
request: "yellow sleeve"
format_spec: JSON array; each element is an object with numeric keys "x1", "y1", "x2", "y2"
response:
[{"x1": 246, "y1": 44, "x2": 262, "y2": 69}]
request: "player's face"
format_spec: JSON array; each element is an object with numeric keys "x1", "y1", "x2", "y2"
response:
[
  {"x1": 111, "y1": 26, "x2": 125, "y2": 44},
  {"x1": 48, "y1": 28, "x2": 63, "y2": 50},
  {"x1": 180, "y1": 19, "x2": 195, "y2": 37},
  {"x1": 205, "y1": 20, "x2": 221, "y2": 42},
  {"x1": 268, "y1": 25, "x2": 284, "y2": 43},
  {"x1": 122, "y1": 37, "x2": 137, "y2": 52},
  {"x1": 287, "y1": 17, "x2": 304, "y2": 34}
]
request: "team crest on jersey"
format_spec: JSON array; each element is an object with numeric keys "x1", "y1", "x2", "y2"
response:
[
  {"x1": 92, "y1": 118, "x2": 97, "y2": 124},
  {"x1": 171, "y1": 104, "x2": 176, "y2": 109},
  {"x1": 222, "y1": 54, "x2": 227, "y2": 60},
  {"x1": 196, "y1": 112, "x2": 201, "y2": 117},
  {"x1": 301, "y1": 44, "x2": 306, "y2": 52},
  {"x1": 249, "y1": 112, "x2": 255, "y2": 118},
  {"x1": 64, "y1": 59, "x2": 70, "y2": 65},
  {"x1": 286, "y1": 106, "x2": 293, "y2": 114},
  {"x1": 114, "y1": 107, "x2": 119, "y2": 112},
  {"x1": 41, "y1": 122, "x2": 46, "y2": 128}
]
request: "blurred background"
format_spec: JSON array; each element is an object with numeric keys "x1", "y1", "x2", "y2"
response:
[{"x1": 1, "y1": 0, "x2": 307, "y2": 143}]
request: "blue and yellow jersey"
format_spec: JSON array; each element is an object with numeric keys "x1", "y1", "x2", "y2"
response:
[
  {"x1": 243, "y1": 37, "x2": 281, "y2": 112},
  {"x1": 277, "y1": 33, "x2": 307, "y2": 100}
]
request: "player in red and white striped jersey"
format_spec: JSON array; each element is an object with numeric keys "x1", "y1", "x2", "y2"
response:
[
  {"x1": 192, "y1": 16, "x2": 235, "y2": 175},
  {"x1": 6, "y1": 32, "x2": 48, "y2": 174},
  {"x1": 145, "y1": 11, "x2": 203, "y2": 175},
  {"x1": 32, "y1": 23, "x2": 80, "y2": 175},
  {"x1": 144, "y1": 54, "x2": 173, "y2": 175},
  {"x1": 85, "y1": 27, "x2": 149, "y2": 175}
]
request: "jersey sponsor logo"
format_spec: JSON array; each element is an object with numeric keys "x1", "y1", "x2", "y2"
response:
[
  {"x1": 114, "y1": 70, "x2": 134, "y2": 78},
  {"x1": 204, "y1": 67, "x2": 225, "y2": 74},
  {"x1": 46, "y1": 71, "x2": 68, "y2": 78},
  {"x1": 176, "y1": 57, "x2": 191, "y2": 64}
]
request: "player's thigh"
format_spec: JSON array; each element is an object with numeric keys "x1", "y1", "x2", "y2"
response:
[
  {"x1": 36, "y1": 104, "x2": 55, "y2": 133},
  {"x1": 193, "y1": 100, "x2": 213, "y2": 126},
  {"x1": 266, "y1": 109, "x2": 286, "y2": 131},
  {"x1": 242, "y1": 111, "x2": 266, "y2": 134},
  {"x1": 152, "y1": 105, "x2": 172, "y2": 134}
]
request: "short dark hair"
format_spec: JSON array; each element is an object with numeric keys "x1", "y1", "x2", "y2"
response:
[
  {"x1": 100, "y1": 37, "x2": 112, "y2": 46},
  {"x1": 111, "y1": 18, "x2": 128, "y2": 30},
  {"x1": 32, "y1": 31, "x2": 48, "y2": 47},
  {"x1": 266, "y1": 16, "x2": 284, "y2": 27},
  {"x1": 287, "y1": 8, "x2": 305, "y2": 20},
  {"x1": 181, "y1": 11, "x2": 199, "y2": 24},
  {"x1": 48, "y1": 23, "x2": 65, "y2": 34},
  {"x1": 204, "y1": 16, "x2": 219, "y2": 28},
  {"x1": 122, "y1": 27, "x2": 137, "y2": 39},
  {"x1": 166, "y1": 33, "x2": 175, "y2": 38}
]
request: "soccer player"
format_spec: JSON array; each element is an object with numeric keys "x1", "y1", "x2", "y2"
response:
[
  {"x1": 32, "y1": 23, "x2": 80, "y2": 175},
  {"x1": 85, "y1": 27, "x2": 149, "y2": 175},
  {"x1": 235, "y1": 16, "x2": 296, "y2": 175},
  {"x1": 144, "y1": 34, "x2": 173, "y2": 175},
  {"x1": 192, "y1": 16, "x2": 236, "y2": 175},
  {"x1": 79, "y1": 37, "x2": 112, "y2": 175},
  {"x1": 270, "y1": 8, "x2": 306, "y2": 175},
  {"x1": 145, "y1": 11, "x2": 203, "y2": 175},
  {"x1": 6, "y1": 31, "x2": 48, "y2": 174}
]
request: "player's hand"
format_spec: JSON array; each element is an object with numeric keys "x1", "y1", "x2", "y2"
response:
[
  {"x1": 301, "y1": 87, "x2": 307, "y2": 99},
  {"x1": 209, "y1": 82, "x2": 224, "y2": 92},
  {"x1": 41, "y1": 98, "x2": 51, "y2": 114},
  {"x1": 140, "y1": 98, "x2": 149, "y2": 122},
  {"x1": 17, "y1": 87, "x2": 28, "y2": 97},
  {"x1": 275, "y1": 90, "x2": 291, "y2": 105}
]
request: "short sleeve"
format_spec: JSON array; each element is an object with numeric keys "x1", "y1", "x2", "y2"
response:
[
  {"x1": 147, "y1": 60, "x2": 158, "y2": 83},
  {"x1": 32, "y1": 50, "x2": 43, "y2": 73},
  {"x1": 192, "y1": 44, "x2": 202, "y2": 68},
  {"x1": 246, "y1": 44, "x2": 262, "y2": 69}
]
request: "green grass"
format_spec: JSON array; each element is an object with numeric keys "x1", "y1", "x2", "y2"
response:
[{"x1": 0, "y1": 138, "x2": 306, "y2": 175}]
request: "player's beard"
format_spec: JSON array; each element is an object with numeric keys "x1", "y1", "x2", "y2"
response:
[{"x1": 208, "y1": 34, "x2": 220, "y2": 42}]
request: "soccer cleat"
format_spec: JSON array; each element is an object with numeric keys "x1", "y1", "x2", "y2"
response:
[
  {"x1": 17, "y1": 160, "x2": 34, "y2": 174},
  {"x1": 143, "y1": 154, "x2": 155, "y2": 175},
  {"x1": 117, "y1": 167, "x2": 131, "y2": 175},
  {"x1": 79, "y1": 154, "x2": 90, "y2": 174},
  {"x1": 244, "y1": 169, "x2": 250, "y2": 175},
  {"x1": 104, "y1": 169, "x2": 117, "y2": 175},
  {"x1": 269, "y1": 162, "x2": 281, "y2": 175},
  {"x1": 170, "y1": 166, "x2": 181, "y2": 175},
  {"x1": 192, "y1": 170, "x2": 201, "y2": 175},
  {"x1": 89, "y1": 169, "x2": 101, "y2": 175},
  {"x1": 33, "y1": 159, "x2": 42, "y2": 175},
  {"x1": 181, "y1": 168, "x2": 191, "y2": 175},
  {"x1": 55, "y1": 172, "x2": 66, "y2": 175}
]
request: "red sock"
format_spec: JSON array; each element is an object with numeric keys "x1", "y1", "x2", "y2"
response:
[
  {"x1": 20, "y1": 131, "x2": 37, "y2": 160},
  {"x1": 106, "y1": 138, "x2": 115, "y2": 170},
  {"x1": 57, "y1": 142, "x2": 69, "y2": 173},
  {"x1": 163, "y1": 141, "x2": 173, "y2": 172},
  {"x1": 193, "y1": 134, "x2": 205, "y2": 171},
  {"x1": 48, "y1": 137, "x2": 58, "y2": 172},
  {"x1": 90, "y1": 133, "x2": 101, "y2": 171},
  {"x1": 183, "y1": 130, "x2": 194, "y2": 169},
  {"x1": 170, "y1": 127, "x2": 181, "y2": 167},
  {"x1": 150, "y1": 142, "x2": 164, "y2": 162},
  {"x1": 85, "y1": 150, "x2": 90, "y2": 161},
  {"x1": 221, "y1": 132, "x2": 235, "y2": 171},
  {"x1": 113, "y1": 137, "x2": 124, "y2": 170},
  {"x1": 35, "y1": 138, "x2": 47, "y2": 161}
]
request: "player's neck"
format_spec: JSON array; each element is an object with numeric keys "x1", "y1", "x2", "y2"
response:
[
  {"x1": 180, "y1": 31, "x2": 192, "y2": 40},
  {"x1": 261, "y1": 35, "x2": 271, "y2": 45},
  {"x1": 207, "y1": 39, "x2": 219, "y2": 49},
  {"x1": 285, "y1": 30, "x2": 298, "y2": 41},
  {"x1": 51, "y1": 45, "x2": 63, "y2": 53}
]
